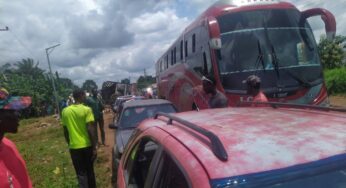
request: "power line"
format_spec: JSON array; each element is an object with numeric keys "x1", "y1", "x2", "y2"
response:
[{"x1": 7, "y1": 27, "x2": 38, "y2": 60}]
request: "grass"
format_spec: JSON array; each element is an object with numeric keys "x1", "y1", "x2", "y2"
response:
[{"x1": 6, "y1": 116, "x2": 111, "y2": 188}]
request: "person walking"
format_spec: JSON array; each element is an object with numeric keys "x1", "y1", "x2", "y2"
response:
[
  {"x1": 202, "y1": 76, "x2": 228, "y2": 108},
  {"x1": 85, "y1": 89, "x2": 105, "y2": 146},
  {"x1": 61, "y1": 89, "x2": 97, "y2": 188},
  {"x1": 0, "y1": 87, "x2": 32, "y2": 188}
]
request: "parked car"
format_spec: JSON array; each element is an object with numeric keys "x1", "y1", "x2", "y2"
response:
[
  {"x1": 112, "y1": 95, "x2": 143, "y2": 113},
  {"x1": 116, "y1": 105, "x2": 346, "y2": 188},
  {"x1": 110, "y1": 99, "x2": 177, "y2": 185}
]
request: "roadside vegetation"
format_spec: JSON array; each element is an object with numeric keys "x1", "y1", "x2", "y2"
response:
[
  {"x1": 7, "y1": 116, "x2": 111, "y2": 188},
  {"x1": 319, "y1": 35, "x2": 346, "y2": 95}
]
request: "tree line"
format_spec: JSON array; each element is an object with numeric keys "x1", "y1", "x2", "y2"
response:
[{"x1": 0, "y1": 58, "x2": 80, "y2": 117}]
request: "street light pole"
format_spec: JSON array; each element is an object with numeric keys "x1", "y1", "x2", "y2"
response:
[{"x1": 45, "y1": 44, "x2": 61, "y2": 117}]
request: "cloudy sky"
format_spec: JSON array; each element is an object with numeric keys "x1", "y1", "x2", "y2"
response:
[{"x1": 0, "y1": 0, "x2": 345, "y2": 87}]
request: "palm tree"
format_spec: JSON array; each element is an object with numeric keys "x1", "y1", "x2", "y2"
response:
[{"x1": 15, "y1": 58, "x2": 44, "y2": 76}]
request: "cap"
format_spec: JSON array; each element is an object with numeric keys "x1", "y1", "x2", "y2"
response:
[
  {"x1": 0, "y1": 87, "x2": 32, "y2": 110},
  {"x1": 242, "y1": 75, "x2": 261, "y2": 86}
]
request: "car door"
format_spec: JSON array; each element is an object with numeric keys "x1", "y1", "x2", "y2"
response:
[
  {"x1": 119, "y1": 138, "x2": 162, "y2": 188},
  {"x1": 152, "y1": 151, "x2": 190, "y2": 188}
]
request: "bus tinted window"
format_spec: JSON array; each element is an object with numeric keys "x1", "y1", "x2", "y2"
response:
[
  {"x1": 180, "y1": 40, "x2": 183, "y2": 60},
  {"x1": 216, "y1": 9, "x2": 322, "y2": 93},
  {"x1": 165, "y1": 55, "x2": 168, "y2": 69},
  {"x1": 185, "y1": 40, "x2": 188, "y2": 57},
  {"x1": 174, "y1": 47, "x2": 177, "y2": 64},
  {"x1": 192, "y1": 34, "x2": 196, "y2": 53}
]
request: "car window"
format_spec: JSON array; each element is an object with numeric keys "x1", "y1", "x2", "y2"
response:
[
  {"x1": 154, "y1": 152, "x2": 189, "y2": 188},
  {"x1": 125, "y1": 139, "x2": 159, "y2": 188},
  {"x1": 119, "y1": 104, "x2": 176, "y2": 129}
]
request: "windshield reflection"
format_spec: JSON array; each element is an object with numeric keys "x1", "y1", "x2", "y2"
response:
[{"x1": 216, "y1": 9, "x2": 322, "y2": 92}]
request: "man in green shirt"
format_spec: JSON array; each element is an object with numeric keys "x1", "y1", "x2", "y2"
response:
[
  {"x1": 85, "y1": 89, "x2": 105, "y2": 146},
  {"x1": 61, "y1": 89, "x2": 96, "y2": 188}
]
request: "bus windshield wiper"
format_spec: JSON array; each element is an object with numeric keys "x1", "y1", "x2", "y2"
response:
[
  {"x1": 262, "y1": 17, "x2": 280, "y2": 78},
  {"x1": 283, "y1": 69, "x2": 311, "y2": 87},
  {"x1": 270, "y1": 44, "x2": 280, "y2": 78},
  {"x1": 254, "y1": 39, "x2": 265, "y2": 73}
]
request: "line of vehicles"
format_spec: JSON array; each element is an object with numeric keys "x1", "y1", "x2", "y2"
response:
[{"x1": 108, "y1": 0, "x2": 346, "y2": 188}]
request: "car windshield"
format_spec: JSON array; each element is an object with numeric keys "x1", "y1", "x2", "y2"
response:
[
  {"x1": 214, "y1": 168, "x2": 346, "y2": 188},
  {"x1": 216, "y1": 9, "x2": 323, "y2": 94},
  {"x1": 118, "y1": 104, "x2": 176, "y2": 129},
  {"x1": 211, "y1": 155, "x2": 346, "y2": 188}
]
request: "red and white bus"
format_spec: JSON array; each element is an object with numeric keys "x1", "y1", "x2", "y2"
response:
[{"x1": 156, "y1": 0, "x2": 336, "y2": 112}]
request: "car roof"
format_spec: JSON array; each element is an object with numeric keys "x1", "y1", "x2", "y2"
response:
[
  {"x1": 139, "y1": 107, "x2": 346, "y2": 179},
  {"x1": 123, "y1": 99, "x2": 173, "y2": 109}
]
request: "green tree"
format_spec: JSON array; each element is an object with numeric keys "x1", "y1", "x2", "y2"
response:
[
  {"x1": 15, "y1": 58, "x2": 44, "y2": 77},
  {"x1": 137, "y1": 75, "x2": 155, "y2": 90},
  {"x1": 318, "y1": 35, "x2": 346, "y2": 69},
  {"x1": 82, "y1": 79, "x2": 98, "y2": 92},
  {"x1": 1, "y1": 58, "x2": 80, "y2": 117}
]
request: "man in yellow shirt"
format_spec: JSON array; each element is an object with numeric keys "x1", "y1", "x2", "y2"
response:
[{"x1": 61, "y1": 89, "x2": 96, "y2": 188}]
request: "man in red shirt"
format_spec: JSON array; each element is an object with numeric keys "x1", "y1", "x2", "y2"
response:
[
  {"x1": 243, "y1": 75, "x2": 268, "y2": 106},
  {"x1": 0, "y1": 87, "x2": 32, "y2": 188}
]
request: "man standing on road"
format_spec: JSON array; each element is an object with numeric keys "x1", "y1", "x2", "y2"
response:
[
  {"x1": 61, "y1": 89, "x2": 97, "y2": 188},
  {"x1": 202, "y1": 76, "x2": 229, "y2": 108},
  {"x1": 85, "y1": 89, "x2": 105, "y2": 146},
  {"x1": 0, "y1": 87, "x2": 32, "y2": 188}
]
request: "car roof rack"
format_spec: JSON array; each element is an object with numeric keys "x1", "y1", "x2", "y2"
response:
[
  {"x1": 237, "y1": 101, "x2": 346, "y2": 113},
  {"x1": 154, "y1": 112, "x2": 228, "y2": 161}
]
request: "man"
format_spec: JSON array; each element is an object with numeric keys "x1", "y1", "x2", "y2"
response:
[
  {"x1": 243, "y1": 75, "x2": 268, "y2": 105},
  {"x1": 0, "y1": 87, "x2": 32, "y2": 188},
  {"x1": 85, "y1": 89, "x2": 105, "y2": 146},
  {"x1": 61, "y1": 89, "x2": 97, "y2": 188},
  {"x1": 202, "y1": 76, "x2": 228, "y2": 108}
]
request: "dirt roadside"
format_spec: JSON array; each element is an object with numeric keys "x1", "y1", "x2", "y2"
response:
[
  {"x1": 330, "y1": 95, "x2": 346, "y2": 107},
  {"x1": 100, "y1": 110, "x2": 115, "y2": 165}
]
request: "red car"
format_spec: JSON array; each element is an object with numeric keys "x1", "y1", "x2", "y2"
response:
[{"x1": 116, "y1": 105, "x2": 346, "y2": 188}]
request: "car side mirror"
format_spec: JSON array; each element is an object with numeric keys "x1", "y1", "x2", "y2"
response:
[{"x1": 109, "y1": 123, "x2": 118, "y2": 129}]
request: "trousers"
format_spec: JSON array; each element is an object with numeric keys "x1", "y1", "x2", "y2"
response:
[{"x1": 70, "y1": 147, "x2": 96, "y2": 188}]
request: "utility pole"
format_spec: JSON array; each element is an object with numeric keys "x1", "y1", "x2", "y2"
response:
[{"x1": 45, "y1": 44, "x2": 61, "y2": 117}]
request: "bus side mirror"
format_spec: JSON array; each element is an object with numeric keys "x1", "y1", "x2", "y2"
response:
[
  {"x1": 208, "y1": 16, "x2": 222, "y2": 49},
  {"x1": 301, "y1": 8, "x2": 336, "y2": 40}
]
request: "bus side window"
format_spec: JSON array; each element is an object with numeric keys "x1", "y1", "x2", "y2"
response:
[
  {"x1": 166, "y1": 55, "x2": 168, "y2": 69},
  {"x1": 174, "y1": 47, "x2": 176, "y2": 64},
  {"x1": 185, "y1": 40, "x2": 188, "y2": 57},
  {"x1": 180, "y1": 40, "x2": 183, "y2": 60},
  {"x1": 203, "y1": 52, "x2": 208, "y2": 75},
  {"x1": 192, "y1": 34, "x2": 196, "y2": 53},
  {"x1": 171, "y1": 50, "x2": 174, "y2": 66},
  {"x1": 160, "y1": 60, "x2": 163, "y2": 72}
]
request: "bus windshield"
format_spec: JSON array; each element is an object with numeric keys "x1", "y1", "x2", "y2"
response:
[{"x1": 216, "y1": 9, "x2": 323, "y2": 95}]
